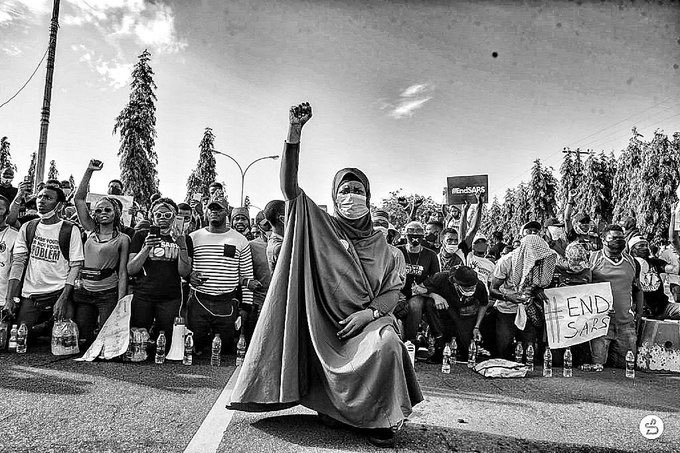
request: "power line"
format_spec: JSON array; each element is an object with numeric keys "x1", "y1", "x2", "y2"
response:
[{"x1": 0, "y1": 48, "x2": 49, "y2": 110}]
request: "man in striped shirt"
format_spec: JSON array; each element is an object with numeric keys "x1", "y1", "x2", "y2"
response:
[{"x1": 186, "y1": 198, "x2": 254, "y2": 354}]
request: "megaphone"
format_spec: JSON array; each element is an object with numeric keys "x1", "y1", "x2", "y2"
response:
[{"x1": 167, "y1": 317, "x2": 187, "y2": 361}]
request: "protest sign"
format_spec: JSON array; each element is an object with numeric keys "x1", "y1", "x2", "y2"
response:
[
  {"x1": 86, "y1": 193, "x2": 135, "y2": 226},
  {"x1": 446, "y1": 175, "x2": 488, "y2": 204},
  {"x1": 76, "y1": 295, "x2": 133, "y2": 361},
  {"x1": 542, "y1": 282, "x2": 613, "y2": 349}
]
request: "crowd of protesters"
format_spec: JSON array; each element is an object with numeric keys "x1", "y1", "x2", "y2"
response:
[{"x1": 2, "y1": 102, "x2": 680, "y2": 447}]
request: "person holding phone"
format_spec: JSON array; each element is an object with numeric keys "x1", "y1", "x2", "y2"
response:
[
  {"x1": 128, "y1": 197, "x2": 191, "y2": 350},
  {"x1": 72, "y1": 160, "x2": 130, "y2": 347},
  {"x1": 185, "y1": 198, "x2": 254, "y2": 355}
]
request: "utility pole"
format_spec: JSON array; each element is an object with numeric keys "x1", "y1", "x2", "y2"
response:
[
  {"x1": 35, "y1": 0, "x2": 61, "y2": 192},
  {"x1": 562, "y1": 147, "x2": 592, "y2": 157}
]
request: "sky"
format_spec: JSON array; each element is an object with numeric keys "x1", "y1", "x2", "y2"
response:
[{"x1": 0, "y1": 0, "x2": 679, "y2": 212}]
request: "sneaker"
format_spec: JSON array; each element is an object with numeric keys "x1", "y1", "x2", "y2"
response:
[
  {"x1": 580, "y1": 363, "x2": 603, "y2": 372},
  {"x1": 416, "y1": 347, "x2": 430, "y2": 361},
  {"x1": 367, "y1": 428, "x2": 395, "y2": 448}
]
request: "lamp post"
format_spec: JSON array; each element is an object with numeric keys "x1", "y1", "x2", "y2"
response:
[{"x1": 212, "y1": 150, "x2": 279, "y2": 206}]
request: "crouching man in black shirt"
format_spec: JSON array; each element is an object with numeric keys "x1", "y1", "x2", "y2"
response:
[{"x1": 422, "y1": 266, "x2": 489, "y2": 362}]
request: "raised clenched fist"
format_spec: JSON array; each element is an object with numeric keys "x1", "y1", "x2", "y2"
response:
[{"x1": 289, "y1": 102, "x2": 312, "y2": 128}]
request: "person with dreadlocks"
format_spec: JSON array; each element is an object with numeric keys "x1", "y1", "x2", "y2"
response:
[{"x1": 72, "y1": 160, "x2": 131, "y2": 347}]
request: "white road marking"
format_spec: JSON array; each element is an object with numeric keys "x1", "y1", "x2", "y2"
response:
[{"x1": 184, "y1": 366, "x2": 241, "y2": 453}]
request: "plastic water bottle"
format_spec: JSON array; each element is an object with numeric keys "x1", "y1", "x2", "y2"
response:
[
  {"x1": 404, "y1": 340, "x2": 416, "y2": 366},
  {"x1": 236, "y1": 334, "x2": 247, "y2": 367},
  {"x1": 441, "y1": 343, "x2": 451, "y2": 374},
  {"x1": 155, "y1": 331, "x2": 166, "y2": 364},
  {"x1": 16, "y1": 323, "x2": 28, "y2": 354},
  {"x1": 211, "y1": 334, "x2": 222, "y2": 367},
  {"x1": 543, "y1": 348, "x2": 553, "y2": 377},
  {"x1": 526, "y1": 344, "x2": 535, "y2": 371},
  {"x1": 183, "y1": 332, "x2": 194, "y2": 366},
  {"x1": 563, "y1": 348, "x2": 573, "y2": 378},
  {"x1": 8, "y1": 324, "x2": 18, "y2": 352},
  {"x1": 514, "y1": 342, "x2": 524, "y2": 363},
  {"x1": 450, "y1": 338, "x2": 457, "y2": 363},
  {"x1": 467, "y1": 341, "x2": 477, "y2": 369},
  {"x1": 626, "y1": 350, "x2": 635, "y2": 378}
]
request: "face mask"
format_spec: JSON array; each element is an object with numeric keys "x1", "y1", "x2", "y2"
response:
[
  {"x1": 605, "y1": 238, "x2": 626, "y2": 254},
  {"x1": 406, "y1": 234, "x2": 422, "y2": 246},
  {"x1": 1, "y1": 177, "x2": 12, "y2": 184},
  {"x1": 444, "y1": 243, "x2": 459, "y2": 254},
  {"x1": 574, "y1": 223, "x2": 592, "y2": 235},
  {"x1": 109, "y1": 187, "x2": 123, "y2": 195},
  {"x1": 335, "y1": 193, "x2": 369, "y2": 220},
  {"x1": 633, "y1": 246, "x2": 650, "y2": 258},
  {"x1": 374, "y1": 226, "x2": 389, "y2": 238},
  {"x1": 39, "y1": 207, "x2": 59, "y2": 220},
  {"x1": 424, "y1": 233, "x2": 437, "y2": 244},
  {"x1": 456, "y1": 284, "x2": 476, "y2": 297},
  {"x1": 568, "y1": 262, "x2": 585, "y2": 273}
]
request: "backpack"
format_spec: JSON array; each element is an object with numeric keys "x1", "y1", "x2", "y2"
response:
[{"x1": 24, "y1": 218, "x2": 74, "y2": 262}]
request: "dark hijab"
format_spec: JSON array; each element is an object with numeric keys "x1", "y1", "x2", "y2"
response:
[{"x1": 331, "y1": 168, "x2": 374, "y2": 240}]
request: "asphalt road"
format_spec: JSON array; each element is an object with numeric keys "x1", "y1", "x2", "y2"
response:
[{"x1": 1, "y1": 344, "x2": 679, "y2": 453}]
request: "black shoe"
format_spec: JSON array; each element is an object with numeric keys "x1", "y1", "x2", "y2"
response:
[{"x1": 367, "y1": 428, "x2": 395, "y2": 448}]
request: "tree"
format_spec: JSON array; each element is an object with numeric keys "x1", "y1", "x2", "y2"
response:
[
  {"x1": 47, "y1": 160, "x2": 59, "y2": 180},
  {"x1": 27, "y1": 152, "x2": 36, "y2": 183},
  {"x1": 185, "y1": 127, "x2": 218, "y2": 201},
  {"x1": 500, "y1": 188, "x2": 515, "y2": 240},
  {"x1": 482, "y1": 196, "x2": 503, "y2": 236},
  {"x1": 612, "y1": 129, "x2": 644, "y2": 221},
  {"x1": 0, "y1": 137, "x2": 14, "y2": 171},
  {"x1": 528, "y1": 159, "x2": 558, "y2": 225},
  {"x1": 635, "y1": 131, "x2": 680, "y2": 241},
  {"x1": 375, "y1": 190, "x2": 441, "y2": 230},
  {"x1": 69, "y1": 174, "x2": 76, "y2": 189},
  {"x1": 511, "y1": 183, "x2": 530, "y2": 237},
  {"x1": 113, "y1": 49, "x2": 159, "y2": 209}
]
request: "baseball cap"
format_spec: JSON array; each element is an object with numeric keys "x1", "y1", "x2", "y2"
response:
[
  {"x1": 521, "y1": 221, "x2": 542, "y2": 232},
  {"x1": 473, "y1": 233, "x2": 488, "y2": 243},
  {"x1": 207, "y1": 198, "x2": 228, "y2": 210},
  {"x1": 452, "y1": 266, "x2": 478, "y2": 287}
]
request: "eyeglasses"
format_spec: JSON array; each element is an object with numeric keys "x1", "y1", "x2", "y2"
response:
[
  {"x1": 94, "y1": 207, "x2": 114, "y2": 214},
  {"x1": 153, "y1": 212, "x2": 174, "y2": 220}
]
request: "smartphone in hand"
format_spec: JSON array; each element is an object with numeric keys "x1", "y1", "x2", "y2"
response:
[{"x1": 149, "y1": 226, "x2": 161, "y2": 236}]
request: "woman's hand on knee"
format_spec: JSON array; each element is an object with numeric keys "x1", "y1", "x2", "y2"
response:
[{"x1": 337, "y1": 309, "x2": 373, "y2": 341}]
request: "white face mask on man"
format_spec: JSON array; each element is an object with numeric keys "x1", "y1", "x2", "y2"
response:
[
  {"x1": 335, "y1": 193, "x2": 369, "y2": 220},
  {"x1": 444, "y1": 243, "x2": 459, "y2": 254}
]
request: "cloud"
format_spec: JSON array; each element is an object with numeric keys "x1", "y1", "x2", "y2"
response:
[
  {"x1": 0, "y1": 1, "x2": 51, "y2": 25},
  {"x1": 64, "y1": 0, "x2": 187, "y2": 55},
  {"x1": 2, "y1": 44, "x2": 22, "y2": 56},
  {"x1": 71, "y1": 44, "x2": 131, "y2": 89},
  {"x1": 382, "y1": 83, "x2": 434, "y2": 119}
]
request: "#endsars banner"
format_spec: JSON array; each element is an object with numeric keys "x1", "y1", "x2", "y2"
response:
[{"x1": 446, "y1": 174, "x2": 488, "y2": 205}]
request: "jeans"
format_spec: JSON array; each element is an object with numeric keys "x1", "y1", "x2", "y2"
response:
[
  {"x1": 131, "y1": 294, "x2": 182, "y2": 350},
  {"x1": 590, "y1": 321, "x2": 637, "y2": 368},
  {"x1": 187, "y1": 289, "x2": 240, "y2": 354},
  {"x1": 423, "y1": 298, "x2": 477, "y2": 360},
  {"x1": 72, "y1": 287, "x2": 119, "y2": 345},
  {"x1": 495, "y1": 312, "x2": 538, "y2": 360},
  {"x1": 403, "y1": 295, "x2": 428, "y2": 342},
  {"x1": 17, "y1": 290, "x2": 64, "y2": 344}
]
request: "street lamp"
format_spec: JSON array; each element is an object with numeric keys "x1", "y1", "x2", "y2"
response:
[{"x1": 212, "y1": 150, "x2": 279, "y2": 206}]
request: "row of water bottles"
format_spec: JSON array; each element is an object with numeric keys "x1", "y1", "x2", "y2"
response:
[
  {"x1": 513, "y1": 342, "x2": 636, "y2": 379},
  {"x1": 152, "y1": 330, "x2": 247, "y2": 367}
]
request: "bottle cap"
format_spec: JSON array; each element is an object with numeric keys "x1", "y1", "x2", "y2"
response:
[{"x1": 174, "y1": 317, "x2": 185, "y2": 325}]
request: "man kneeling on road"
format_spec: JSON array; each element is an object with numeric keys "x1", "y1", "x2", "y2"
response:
[
  {"x1": 5, "y1": 183, "x2": 84, "y2": 342},
  {"x1": 421, "y1": 266, "x2": 488, "y2": 363}
]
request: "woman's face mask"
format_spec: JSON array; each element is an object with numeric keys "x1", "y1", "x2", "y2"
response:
[{"x1": 335, "y1": 193, "x2": 369, "y2": 220}]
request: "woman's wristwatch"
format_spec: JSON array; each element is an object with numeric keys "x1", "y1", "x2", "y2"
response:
[{"x1": 370, "y1": 307, "x2": 381, "y2": 319}]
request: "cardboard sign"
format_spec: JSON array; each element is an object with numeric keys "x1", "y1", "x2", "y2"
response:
[
  {"x1": 446, "y1": 175, "x2": 488, "y2": 204},
  {"x1": 86, "y1": 193, "x2": 135, "y2": 227},
  {"x1": 76, "y1": 295, "x2": 133, "y2": 361},
  {"x1": 542, "y1": 283, "x2": 613, "y2": 349}
]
